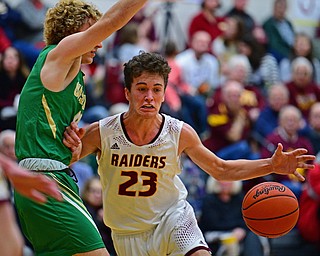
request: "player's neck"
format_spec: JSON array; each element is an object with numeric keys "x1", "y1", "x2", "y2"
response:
[{"x1": 122, "y1": 113, "x2": 163, "y2": 145}]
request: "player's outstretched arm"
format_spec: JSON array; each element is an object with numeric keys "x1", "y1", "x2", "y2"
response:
[
  {"x1": 57, "y1": 0, "x2": 148, "y2": 61},
  {"x1": 0, "y1": 153, "x2": 62, "y2": 203},
  {"x1": 180, "y1": 123, "x2": 315, "y2": 181}
]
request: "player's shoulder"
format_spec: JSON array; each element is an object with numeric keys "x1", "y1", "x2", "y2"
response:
[
  {"x1": 98, "y1": 114, "x2": 123, "y2": 142},
  {"x1": 162, "y1": 114, "x2": 184, "y2": 133},
  {"x1": 100, "y1": 113, "x2": 122, "y2": 128}
]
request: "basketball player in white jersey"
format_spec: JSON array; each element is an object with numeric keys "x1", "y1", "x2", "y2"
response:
[{"x1": 64, "y1": 52, "x2": 315, "y2": 256}]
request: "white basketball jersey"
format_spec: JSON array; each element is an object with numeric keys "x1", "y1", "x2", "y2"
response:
[{"x1": 98, "y1": 113, "x2": 188, "y2": 233}]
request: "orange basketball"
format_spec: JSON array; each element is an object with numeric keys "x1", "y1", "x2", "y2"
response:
[{"x1": 242, "y1": 181, "x2": 299, "y2": 238}]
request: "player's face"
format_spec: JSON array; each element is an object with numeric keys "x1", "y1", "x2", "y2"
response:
[
  {"x1": 80, "y1": 19, "x2": 103, "y2": 64},
  {"x1": 125, "y1": 72, "x2": 165, "y2": 117},
  {"x1": 81, "y1": 44, "x2": 102, "y2": 64}
]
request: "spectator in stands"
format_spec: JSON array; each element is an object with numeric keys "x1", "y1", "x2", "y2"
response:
[
  {"x1": 175, "y1": 30, "x2": 220, "y2": 96},
  {"x1": 0, "y1": 0, "x2": 48, "y2": 67},
  {"x1": 285, "y1": 57, "x2": 320, "y2": 119},
  {"x1": 0, "y1": 0, "x2": 22, "y2": 46},
  {"x1": 163, "y1": 40, "x2": 209, "y2": 136},
  {"x1": 0, "y1": 129, "x2": 16, "y2": 162},
  {"x1": 175, "y1": 30, "x2": 220, "y2": 136},
  {"x1": 260, "y1": 105, "x2": 314, "y2": 198},
  {"x1": 188, "y1": 0, "x2": 226, "y2": 45},
  {"x1": 161, "y1": 41, "x2": 185, "y2": 119},
  {"x1": 199, "y1": 177, "x2": 268, "y2": 256},
  {"x1": 212, "y1": 15, "x2": 244, "y2": 73},
  {"x1": 0, "y1": 46, "x2": 29, "y2": 131},
  {"x1": 103, "y1": 58, "x2": 128, "y2": 106},
  {"x1": 279, "y1": 32, "x2": 320, "y2": 85},
  {"x1": 225, "y1": 0, "x2": 267, "y2": 44},
  {"x1": 303, "y1": 102, "x2": 320, "y2": 156},
  {"x1": 205, "y1": 80, "x2": 259, "y2": 160},
  {"x1": 253, "y1": 82, "x2": 289, "y2": 141},
  {"x1": 225, "y1": 0, "x2": 255, "y2": 35},
  {"x1": 117, "y1": 23, "x2": 147, "y2": 63},
  {"x1": 215, "y1": 54, "x2": 266, "y2": 122},
  {"x1": 82, "y1": 176, "x2": 117, "y2": 256},
  {"x1": 14, "y1": 0, "x2": 48, "y2": 46},
  {"x1": 237, "y1": 33, "x2": 280, "y2": 93},
  {"x1": 262, "y1": 0, "x2": 295, "y2": 62},
  {"x1": 245, "y1": 83, "x2": 290, "y2": 193},
  {"x1": 113, "y1": 6, "x2": 159, "y2": 55}
]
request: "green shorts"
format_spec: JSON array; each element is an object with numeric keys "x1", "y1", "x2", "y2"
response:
[{"x1": 14, "y1": 170, "x2": 105, "y2": 256}]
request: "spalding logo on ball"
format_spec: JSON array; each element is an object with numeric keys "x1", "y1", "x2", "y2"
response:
[{"x1": 242, "y1": 181, "x2": 299, "y2": 238}]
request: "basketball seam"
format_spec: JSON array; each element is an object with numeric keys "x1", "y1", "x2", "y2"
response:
[
  {"x1": 243, "y1": 207, "x2": 299, "y2": 220},
  {"x1": 242, "y1": 194, "x2": 297, "y2": 210}
]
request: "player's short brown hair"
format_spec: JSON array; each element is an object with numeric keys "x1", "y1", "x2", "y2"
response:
[{"x1": 123, "y1": 52, "x2": 171, "y2": 91}]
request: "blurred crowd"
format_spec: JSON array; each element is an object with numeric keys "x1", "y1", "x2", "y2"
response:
[{"x1": 1, "y1": 0, "x2": 320, "y2": 255}]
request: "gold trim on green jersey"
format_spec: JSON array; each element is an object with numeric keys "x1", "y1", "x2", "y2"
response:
[
  {"x1": 47, "y1": 172, "x2": 100, "y2": 233},
  {"x1": 42, "y1": 94, "x2": 57, "y2": 139}
]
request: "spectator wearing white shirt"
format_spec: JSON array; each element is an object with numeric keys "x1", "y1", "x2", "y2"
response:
[{"x1": 175, "y1": 30, "x2": 220, "y2": 97}]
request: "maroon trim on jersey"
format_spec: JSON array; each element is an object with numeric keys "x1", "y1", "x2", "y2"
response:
[{"x1": 120, "y1": 113, "x2": 165, "y2": 145}]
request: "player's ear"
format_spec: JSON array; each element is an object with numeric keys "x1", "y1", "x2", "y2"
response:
[{"x1": 124, "y1": 88, "x2": 130, "y2": 101}]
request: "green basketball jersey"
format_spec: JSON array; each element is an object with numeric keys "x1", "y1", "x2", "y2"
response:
[{"x1": 15, "y1": 45, "x2": 86, "y2": 165}]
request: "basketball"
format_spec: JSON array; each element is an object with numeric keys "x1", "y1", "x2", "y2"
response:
[{"x1": 242, "y1": 181, "x2": 299, "y2": 238}]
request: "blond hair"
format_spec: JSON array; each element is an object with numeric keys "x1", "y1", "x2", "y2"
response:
[{"x1": 43, "y1": 0, "x2": 102, "y2": 45}]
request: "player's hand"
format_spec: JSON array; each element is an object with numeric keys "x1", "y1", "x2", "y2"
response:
[
  {"x1": 63, "y1": 122, "x2": 85, "y2": 162},
  {"x1": 271, "y1": 143, "x2": 315, "y2": 181},
  {"x1": 4, "y1": 160, "x2": 62, "y2": 203}
]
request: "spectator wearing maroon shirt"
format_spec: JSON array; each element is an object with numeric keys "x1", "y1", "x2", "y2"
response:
[
  {"x1": 188, "y1": 0, "x2": 226, "y2": 46},
  {"x1": 260, "y1": 105, "x2": 314, "y2": 198},
  {"x1": 214, "y1": 54, "x2": 266, "y2": 122},
  {"x1": 285, "y1": 56, "x2": 320, "y2": 120},
  {"x1": 204, "y1": 80, "x2": 258, "y2": 160}
]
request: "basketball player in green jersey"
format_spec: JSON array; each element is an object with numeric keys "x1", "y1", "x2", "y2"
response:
[
  {"x1": 63, "y1": 52, "x2": 315, "y2": 256},
  {"x1": 14, "y1": 0, "x2": 147, "y2": 255}
]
